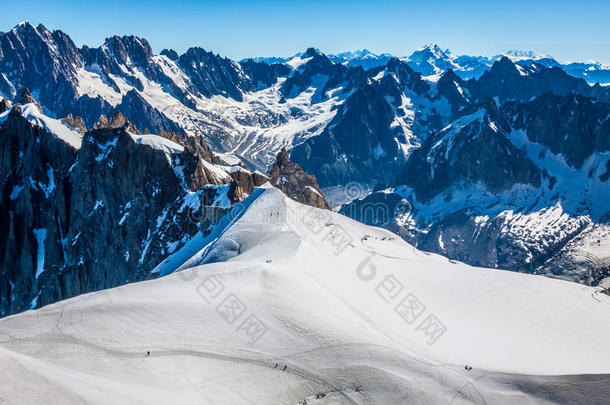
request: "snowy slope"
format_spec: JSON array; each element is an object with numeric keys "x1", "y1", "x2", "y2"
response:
[
  {"x1": 1, "y1": 186, "x2": 609, "y2": 404},
  {"x1": 0, "y1": 103, "x2": 83, "y2": 149}
]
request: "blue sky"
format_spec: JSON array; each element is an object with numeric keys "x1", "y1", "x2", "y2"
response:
[{"x1": 0, "y1": 0, "x2": 608, "y2": 63}]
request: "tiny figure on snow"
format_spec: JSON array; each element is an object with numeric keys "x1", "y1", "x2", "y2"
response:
[
  {"x1": 274, "y1": 362, "x2": 278, "y2": 368},
  {"x1": 145, "y1": 351, "x2": 150, "y2": 357},
  {"x1": 282, "y1": 365, "x2": 287, "y2": 371},
  {"x1": 464, "y1": 365, "x2": 472, "y2": 371}
]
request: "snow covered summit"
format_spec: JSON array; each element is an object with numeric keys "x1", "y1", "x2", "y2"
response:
[{"x1": 1, "y1": 186, "x2": 609, "y2": 404}]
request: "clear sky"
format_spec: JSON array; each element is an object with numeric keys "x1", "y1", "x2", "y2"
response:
[{"x1": 0, "y1": 0, "x2": 608, "y2": 63}]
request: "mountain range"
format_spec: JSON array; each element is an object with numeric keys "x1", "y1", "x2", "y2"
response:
[
  {"x1": 249, "y1": 44, "x2": 610, "y2": 83},
  {"x1": 1, "y1": 21, "x2": 610, "y2": 317}
]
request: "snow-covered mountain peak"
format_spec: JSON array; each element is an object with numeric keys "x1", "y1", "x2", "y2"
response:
[
  {"x1": 411, "y1": 44, "x2": 452, "y2": 59},
  {"x1": 332, "y1": 48, "x2": 375, "y2": 60},
  {"x1": 504, "y1": 49, "x2": 551, "y2": 61},
  {"x1": 13, "y1": 20, "x2": 32, "y2": 30},
  {"x1": 302, "y1": 47, "x2": 323, "y2": 59}
]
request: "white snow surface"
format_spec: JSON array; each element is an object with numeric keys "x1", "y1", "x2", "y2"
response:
[
  {"x1": 0, "y1": 104, "x2": 83, "y2": 149},
  {"x1": 129, "y1": 133, "x2": 184, "y2": 155},
  {"x1": 1, "y1": 187, "x2": 609, "y2": 404}
]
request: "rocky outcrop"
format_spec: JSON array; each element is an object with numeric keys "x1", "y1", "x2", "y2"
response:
[
  {"x1": 107, "y1": 110, "x2": 130, "y2": 129},
  {"x1": 160, "y1": 49, "x2": 179, "y2": 61},
  {"x1": 0, "y1": 107, "x2": 269, "y2": 317},
  {"x1": 176, "y1": 47, "x2": 252, "y2": 101},
  {"x1": 18, "y1": 88, "x2": 43, "y2": 113},
  {"x1": 0, "y1": 98, "x2": 10, "y2": 113},
  {"x1": 269, "y1": 148, "x2": 329, "y2": 209},
  {"x1": 61, "y1": 114, "x2": 87, "y2": 132}
]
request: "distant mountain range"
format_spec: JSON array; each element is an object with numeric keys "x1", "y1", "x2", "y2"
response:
[
  {"x1": 244, "y1": 44, "x2": 610, "y2": 83},
  {"x1": 2, "y1": 21, "x2": 610, "y2": 317}
]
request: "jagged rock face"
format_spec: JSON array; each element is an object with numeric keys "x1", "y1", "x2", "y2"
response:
[
  {"x1": 0, "y1": 22, "x2": 81, "y2": 111},
  {"x1": 0, "y1": 110, "x2": 78, "y2": 316},
  {"x1": 80, "y1": 35, "x2": 155, "y2": 90},
  {"x1": 93, "y1": 110, "x2": 139, "y2": 132},
  {"x1": 18, "y1": 88, "x2": 42, "y2": 112},
  {"x1": 0, "y1": 101, "x2": 327, "y2": 317},
  {"x1": 0, "y1": 22, "x2": 272, "y2": 138},
  {"x1": 160, "y1": 130, "x2": 221, "y2": 165},
  {"x1": 0, "y1": 112, "x2": 264, "y2": 317},
  {"x1": 281, "y1": 48, "x2": 368, "y2": 101},
  {"x1": 240, "y1": 60, "x2": 290, "y2": 89},
  {"x1": 399, "y1": 103, "x2": 542, "y2": 202},
  {"x1": 103, "y1": 35, "x2": 154, "y2": 70},
  {"x1": 93, "y1": 115, "x2": 109, "y2": 129},
  {"x1": 228, "y1": 168, "x2": 269, "y2": 196},
  {"x1": 502, "y1": 94, "x2": 610, "y2": 168},
  {"x1": 61, "y1": 114, "x2": 87, "y2": 132},
  {"x1": 107, "y1": 110, "x2": 129, "y2": 129},
  {"x1": 434, "y1": 69, "x2": 472, "y2": 114},
  {"x1": 0, "y1": 98, "x2": 10, "y2": 113},
  {"x1": 291, "y1": 77, "x2": 407, "y2": 186},
  {"x1": 269, "y1": 148, "x2": 329, "y2": 209},
  {"x1": 160, "y1": 49, "x2": 179, "y2": 61},
  {"x1": 176, "y1": 47, "x2": 252, "y2": 101}
]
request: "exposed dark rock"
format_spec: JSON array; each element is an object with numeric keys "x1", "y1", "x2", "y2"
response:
[
  {"x1": 176, "y1": 47, "x2": 252, "y2": 101},
  {"x1": 291, "y1": 58, "x2": 432, "y2": 187},
  {"x1": 61, "y1": 114, "x2": 87, "y2": 132},
  {"x1": 0, "y1": 98, "x2": 10, "y2": 113},
  {"x1": 399, "y1": 101, "x2": 542, "y2": 202},
  {"x1": 502, "y1": 93, "x2": 610, "y2": 168},
  {"x1": 108, "y1": 110, "x2": 130, "y2": 129},
  {"x1": 0, "y1": 111, "x2": 258, "y2": 317},
  {"x1": 116, "y1": 90, "x2": 184, "y2": 134},
  {"x1": 465, "y1": 57, "x2": 610, "y2": 104},
  {"x1": 93, "y1": 110, "x2": 139, "y2": 133},
  {"x1": 280, "y1": 48, "x2": 365, "y2": 101},
  {"x1": 269, "y1": 148, "x2": 329, "y2": 209},
  {"x1": 18, "y1": 88, "x2": 43, "y2": 113},
  {"x1": 160, "y1": 49, "x2": 179, "y2": 61},
  {"x1": 93, "y1": 115, "x2": 109, "y2": 129},
  {"x1": 240, "y1": 59, "x2": 291, "y2": 89}
]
